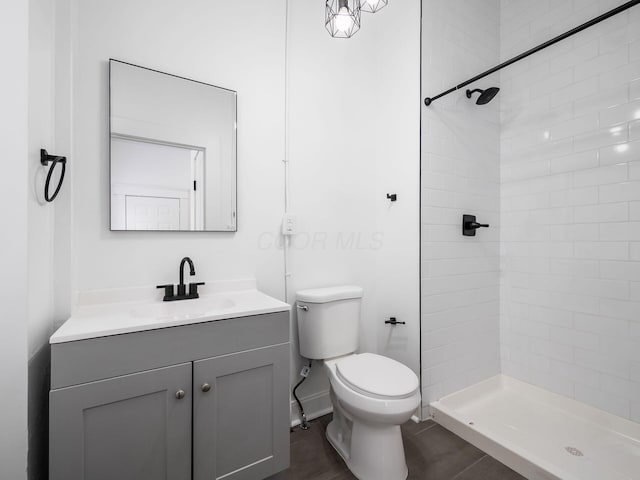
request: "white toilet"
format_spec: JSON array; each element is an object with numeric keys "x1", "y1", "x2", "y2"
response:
[{"x1": 296, "y1": 285, "x2": 421, "y2": 480}]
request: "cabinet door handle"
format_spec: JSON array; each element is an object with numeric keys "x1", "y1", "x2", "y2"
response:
[
  {"x1": 201, "y1": 383, "x2": 211, "y2": 393},
  {"x1": 175, "y1": 389, "x2": 186, "y2": 400}
]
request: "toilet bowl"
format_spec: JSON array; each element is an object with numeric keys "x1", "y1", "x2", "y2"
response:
[
  {"x1": 324, "y1": 353, "x2": 420, "y2": 480},
  {"x1": 295, "y1": 285, "x2": 421, "y2": 480}
]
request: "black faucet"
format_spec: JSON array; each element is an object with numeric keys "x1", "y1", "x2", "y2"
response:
[{"x1": 157, "y1": 257, "x2": 205, "y2": 302}]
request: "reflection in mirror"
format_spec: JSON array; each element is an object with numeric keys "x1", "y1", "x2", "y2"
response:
[{"x1": 109, "y1": 60, "x2": 237, "y2": 231}]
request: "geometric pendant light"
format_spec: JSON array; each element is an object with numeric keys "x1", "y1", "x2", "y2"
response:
[
  {"x1": 360, "y1": 0, "x2": 388, "y2": 13},
  {"x1": 325, "y1": 0, "x2": 362, "y2": 38}
]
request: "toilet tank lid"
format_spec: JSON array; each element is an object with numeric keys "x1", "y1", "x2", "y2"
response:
[{"x1": 296, "y1": 285, "x2": 363, "y2": 303}]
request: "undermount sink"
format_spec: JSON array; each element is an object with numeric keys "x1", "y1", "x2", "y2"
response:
[{"x1": 131, "y1": 295, "x2": 235, "y2": 320}]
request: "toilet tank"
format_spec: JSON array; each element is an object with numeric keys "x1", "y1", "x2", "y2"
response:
[{"x1": 296, "y1": 285, "x2": 363, "y2": 360}]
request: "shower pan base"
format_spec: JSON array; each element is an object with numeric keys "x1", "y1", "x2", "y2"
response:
[{"x1": 430, "y1": 375, "x2": 640, "y2": 480}]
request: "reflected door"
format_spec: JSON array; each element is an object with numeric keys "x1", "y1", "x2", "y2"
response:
[{"x1": 125, "y1": 195, "x2": 181, "y2": 230}]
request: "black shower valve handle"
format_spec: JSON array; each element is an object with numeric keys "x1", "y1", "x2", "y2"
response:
[
  {"x1": 462, "y1": 214, "x2": 490, "y2": 236},
  {"x1": 385, "y1": 317, "x2": 406, "y2": 326},
  {"x1": 468, "y1": 221, "x2": 490, "y2": 229}
]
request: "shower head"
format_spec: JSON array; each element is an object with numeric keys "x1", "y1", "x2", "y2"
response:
[{"x1": 466, "y1": 87, "x2": 500, "y2": 105}]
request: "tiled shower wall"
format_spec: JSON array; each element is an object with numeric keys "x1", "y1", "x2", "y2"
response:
[
  {"x1": 421, "y1": 0, "x2": 501, "y2": 415},
  {"x1": 500, "y1": 0, "x2": 640, "y2": 421}
]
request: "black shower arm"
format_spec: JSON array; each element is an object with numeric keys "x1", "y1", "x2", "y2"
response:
[{"x1": 423, "y1": 0, "x2": 640, "y2": 106}]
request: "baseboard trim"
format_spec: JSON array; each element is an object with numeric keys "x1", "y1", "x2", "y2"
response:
[{"x1": 290, "y1": 389, "x2": 332, "y2": 427}]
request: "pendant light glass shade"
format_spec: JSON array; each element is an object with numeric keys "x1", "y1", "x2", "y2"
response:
[
  {"x1": 326, "y1": 0, "x2": 361, "y2": 38},
  {"x1": 360, "y1": 0, "x2": 387, "y2": 13}
]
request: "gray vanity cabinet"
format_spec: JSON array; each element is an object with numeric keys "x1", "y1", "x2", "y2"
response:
[
  {"x1": 193, "y1": 344, "x2": 290, "y2": 480},
  {"x1": 49, "y1": 363, "x2": 192, "y2": 480},
  {"x1": 49, "y1": 311, "x2": 290, "y2": 480}
]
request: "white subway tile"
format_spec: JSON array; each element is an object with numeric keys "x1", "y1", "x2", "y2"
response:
[
  {"x1": 631, "y1": 321, "x2": 640, "y2": 339},
  {"x1": 600, "y1": 375, "x2": 640, "y2": 402},
  {"x1": 551, "y1": 78, "x2": 599, "y2": 107},
  {"x1": 549, "y1": 291, "x2": 600, "y2": 314},
  {"x1": 530, "y1": 68, "x2": 574, "y2": 97},
  {"x1": 631, "y1": 120, "x2": 640, "y2": 141},
  {"x1": 427, "y1": 0, "x2": 640, "y2": 420},
  {"x1": 551, "y1": 325, "x2": 599, "y2": 350},
  {"x1": 549, "y1": 360, "x2": 600, "y2": 388},
  {"x1": 574, "y1": 202, "x2": 628, "y2": 223},
  {"x1": 631, "y1": 79, "x2": 640, "y2": 102},
  {"x1": 567, "y1": 186, "x2": 599, "y2": 206},
  {"x1": 600, "y1": 222, "x2": 640, "y2": 241},
  {"x1": 600, "y1": 100, "x2": 640, "y2": 127},
  {"x1": 566, "y1": 276, "x2": 629, "y2": 300},
  {"x1": 549, "y1": 223, "x2": 599, "y2": 241},
  {"x1": 549, "y1": 38, "x2": 598, "y2": 73},
  {"x1": 423, "y1": 188, "x2": 456, "y2": 208},
  {"x1": 574, "y1": 347, "x2": 628, "y2": 377},
  {"x1": 600, "y1": 27, "x2": 638, "y2": 56},
  {"x1": 574, "y1": 49, "x2": 628, "y2": 81},
  {"x1": 632, "y1": 362, "x2": 640, "y2": 383},
  {"x1": 574, "y1": 126, "x2": 628, "y2": 152},
  {"x1": 632, "y1": 403, "x2": 640, "y2": 423},
  {"x1": 550, "y1": 151, "x2": 599, "y2": 174},
  {"x1": 600, "y1": 60, "x2": 640, "y2": 90},
  {"x1": 573, "y1": 85, "x2": 628, "y2": 118},
  {"x1": 600, "y1": 140, "x2": 640, "y2": 166},
  {"x1": 530, "y1": 338, "x2": 573, "y2": 362},
  {"x1": 601, "y1": 298, "x2": 640, "y2": 321},
  {"x1": 574, "y1": 383, "x2": 630, "y2": 418},
  {"x1": 549, "y1": 258, "x2": 599, "y2": 278},
  {"x1": 632, "y1": 39, "x2": 640, "y2": 62},
  {"x1": 529, "y1": 242, "x2": 574, "y2": 258},
  {"x1": 574, "y1": 313, "x2": 628, "y2": 336},
  {"x1": 600, "y1": 182, "x2": 640, "y2": 203},
  {"x1": 528, "y1": 173, "x2": 573, "y2": 193},
  {"x1": 573, "y1": 164, "x2": 628, "y2": 187},
  {"x1": 601, "y1": 261, "x2": 640, "y2": 281}
]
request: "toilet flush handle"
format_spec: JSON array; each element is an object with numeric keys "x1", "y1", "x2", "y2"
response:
[{"x1": 297, "y1": 304, "x2": 309, "y2": 312}]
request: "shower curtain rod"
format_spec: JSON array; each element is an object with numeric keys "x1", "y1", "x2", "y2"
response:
[{"x1": 423, "y1": 0, "x2": 640, "y2": 106}]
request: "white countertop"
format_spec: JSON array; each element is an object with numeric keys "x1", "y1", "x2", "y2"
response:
[{"x1": 50, "y1": 279, "x2": 290, "y2": 344}]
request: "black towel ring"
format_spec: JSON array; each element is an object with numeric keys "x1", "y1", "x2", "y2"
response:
[{"x1": 40, "y1": 149, "x2": 67, "y2": 202}]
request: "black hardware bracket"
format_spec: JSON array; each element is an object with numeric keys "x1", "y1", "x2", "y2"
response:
[
  {"x1": 40, "y1": 149, "x2": 67, "y2": 202},
  {"x1": 385, "y1": 317, "x2": 406, "y2": 326},
  {"x1": 423, "y1": 0, "x2": 640, "y2": 106},
  {"x1": 387, "y1": 193, "x2": 397, "y2": 202},
  {"x1": 463, "y1": 214, "x2": 490, "y2": 237}
]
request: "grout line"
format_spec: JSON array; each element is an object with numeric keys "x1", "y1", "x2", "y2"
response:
[
  {"x1": 450, "y1": 455, "x2": 489, "y2": 480},
  {"x1": 410, "y1": 420, "x2": 439, "y2": 436}
]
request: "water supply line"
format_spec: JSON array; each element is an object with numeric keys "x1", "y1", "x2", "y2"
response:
[{"x1": 292, "y1": 360, "x2": 312, "y2": 430}]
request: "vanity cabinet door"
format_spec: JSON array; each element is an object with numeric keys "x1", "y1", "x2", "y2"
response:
[
  {"x1": 50, "y1": 363, "x2": 192, "y2": 480},
  {"x1": 193, "y1": 344, "x2": 290, "y2": 480}
]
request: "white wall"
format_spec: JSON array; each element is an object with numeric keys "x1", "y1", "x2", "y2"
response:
[
  {"x1": 286, "y1": 0, "x2": 421, "y2": 421},
  {"x1": 421, "y1": 0, "x2": 502, "y2": 416},
  {"x1": 500, "y1": 0, "x2": 640, "y2": 422},
  {"x1": 68, "y1": 0, "x2": 287, "y2": 298},
  {"x1": 0, "y1": 0, "x2": 30, "y2": 477},
  {"x1": 27, "y1": 0, "x2": 58, "y2": 476},
  {"x1": 54, "y1": 0, "x2": 420, "y2": 432}
]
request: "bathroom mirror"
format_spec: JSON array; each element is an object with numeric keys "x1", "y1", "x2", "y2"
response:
[{"x1": 109, "y1": 60, "x2": 237, "y2": 231}]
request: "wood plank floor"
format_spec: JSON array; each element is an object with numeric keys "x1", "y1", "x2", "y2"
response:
[{"x1": 283, "y1": 414, "x2": 525, "y2": 480}]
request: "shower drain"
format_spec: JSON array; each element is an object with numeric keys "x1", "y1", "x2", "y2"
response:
[{"x1": 564, "y1": 446, "x2": 584, "y2": 457}]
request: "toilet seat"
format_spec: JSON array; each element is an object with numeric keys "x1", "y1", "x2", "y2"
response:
[{"x1": 335, "y1": 353, "x2": 419, "y2": 400}]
